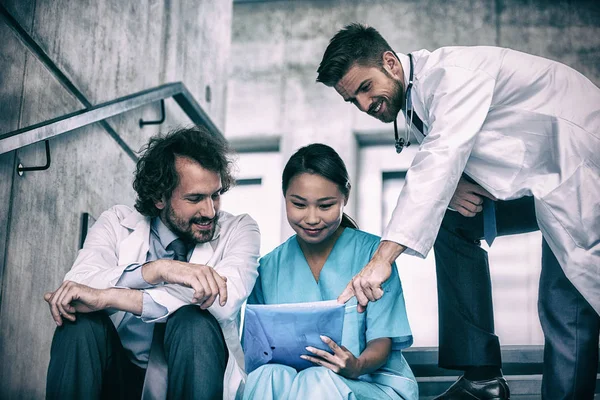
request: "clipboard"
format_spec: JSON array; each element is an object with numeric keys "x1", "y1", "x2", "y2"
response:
[{"x1": 242, "y1": 300, "x2": 345, "y2": 373}]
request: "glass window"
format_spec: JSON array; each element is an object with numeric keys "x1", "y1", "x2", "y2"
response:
[{"x1": 221, "y1": 152, "x2": 283, "y2": 256}]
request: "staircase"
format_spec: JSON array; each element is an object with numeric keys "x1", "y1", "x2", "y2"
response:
[{"x1": 404, "y1": 346, "x2": 600, "y2": 399}]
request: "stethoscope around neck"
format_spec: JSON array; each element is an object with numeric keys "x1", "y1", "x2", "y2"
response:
[{"x1": 394, "y1": 53, "x2": 415, "y2": 154}]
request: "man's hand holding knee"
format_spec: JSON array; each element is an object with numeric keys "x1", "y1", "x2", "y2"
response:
[{"x1": 44, "y1": 281, "x2": 142, "y2": 326}]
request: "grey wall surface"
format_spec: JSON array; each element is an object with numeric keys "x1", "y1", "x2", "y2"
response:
[
  {"x1": 0, "y1": 0, "x2": 232, "y2": 397},
  {"x1": 226, "y1": 0, "x2": 600, "y2": 178}
]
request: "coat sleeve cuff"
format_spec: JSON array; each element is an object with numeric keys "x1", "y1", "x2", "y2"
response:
[
  {"x1": 139, "y1": 291, "x2": 169, "y2": 321},
  {"x1": 380, "y1": 231, "x2": 429, "y2": 259},
  {"x1": 115, "y1": 263, "x2": 155, "y2": 289}
]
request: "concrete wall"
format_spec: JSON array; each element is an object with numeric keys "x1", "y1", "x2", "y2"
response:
[
  {"x1": 0, "y1": 0, "x2": 232, "y2": 397},
  {"x1": 227, "y1": 0, "x2": 600, "y2": 152}
]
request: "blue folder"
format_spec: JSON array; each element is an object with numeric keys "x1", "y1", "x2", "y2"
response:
[{"x1": 242, "y1": 300, "x2": 345, "y2": 373}]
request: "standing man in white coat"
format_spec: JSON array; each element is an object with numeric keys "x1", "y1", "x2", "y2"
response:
[
  {"x1": 44, "y1": 126, "x2": 260, "y2": 399},
  {"x1": 318, "y1": 23, "x2": 600, "y2": 399}
]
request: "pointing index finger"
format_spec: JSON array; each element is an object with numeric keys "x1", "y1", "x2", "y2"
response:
[{"x1": 337, "y1": 283, "x2": 355, "y2": 304}]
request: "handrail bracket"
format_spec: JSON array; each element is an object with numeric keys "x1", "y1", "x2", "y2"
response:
[{"x1": 17, "y1": 140, "x2": 51, "y2": 176}]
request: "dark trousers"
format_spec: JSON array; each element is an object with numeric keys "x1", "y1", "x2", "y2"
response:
[
  {"x1": 434, "y1": 196, "x2": 599, "y2": 399},
  {"x1": 46, "y1": 305, "x2": 228, "y2": 400}
]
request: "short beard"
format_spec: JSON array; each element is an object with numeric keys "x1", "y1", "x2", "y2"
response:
[
  {"x1": 379, "y1": 67, "x2": 405, "y2": 123},
  {"x1": 162, "y1": 203, "x2": 218, "y2": 244}
]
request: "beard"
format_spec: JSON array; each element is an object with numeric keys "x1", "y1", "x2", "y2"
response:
[
  {"x1": 379, "y1": 76, "x2": 405, "y2": 123},
  {"x1": 162, "y1": 202, "x2": 218, "y2": 244},
  {"x1": 375, "y1": 68, "x2": 405, "y2": 123}
]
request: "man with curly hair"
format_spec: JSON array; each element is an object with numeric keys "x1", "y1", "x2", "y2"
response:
[{"x1": 44, "y1": 126, "x2": 260, "y2": 399}]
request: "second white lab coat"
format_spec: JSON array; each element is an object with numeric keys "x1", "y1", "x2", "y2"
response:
[
  {"x1": 384, "y1": 47, "x2": 600, "y2": 314},
  {"x1": 65, "y1": 205, "x2": 261, "y2": 399}
]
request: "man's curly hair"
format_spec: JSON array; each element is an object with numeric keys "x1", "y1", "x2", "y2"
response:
[{"x1": 133, "y1": 126, "x2": 235, "y2": 217}]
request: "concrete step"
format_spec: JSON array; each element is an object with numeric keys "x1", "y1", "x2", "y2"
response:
[
  {"x1": 417, "y1": 375, "x2": 540, "y2": 398},
  {"x1": 417, "y1": 374, "x2": 600, "y2": 399},
  {"x1": 404, "y1": 345, "x2": 600, "y2": 377}
]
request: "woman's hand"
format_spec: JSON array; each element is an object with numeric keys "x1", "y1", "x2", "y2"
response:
[{"x1": 301, "y1": 335, "x2": 363, "y2": 379}]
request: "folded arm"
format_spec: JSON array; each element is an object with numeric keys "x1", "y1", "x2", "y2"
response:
[{"x1": 143, "y1": 215, "x2": 261, "y2": 323}]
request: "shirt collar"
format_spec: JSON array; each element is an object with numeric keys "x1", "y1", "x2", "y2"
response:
[
  {"x1": 151, "y1": 217, "x2": 180, "y2": 249},
  {"x1": 396, "y1": 52, "x2": 411, "y2": 97}
]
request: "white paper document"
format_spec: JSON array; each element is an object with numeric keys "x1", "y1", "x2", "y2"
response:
[{"x1": 242, "y1": 300, "x2": 345, "y2": 373}]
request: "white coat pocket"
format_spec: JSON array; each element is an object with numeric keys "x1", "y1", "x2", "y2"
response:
[
  {"x1": 540, "y1": 161, "x2": 600, "y2": 250},
  {"x1": 466, "y1": 131, "x2": 526, "y2": 192}
]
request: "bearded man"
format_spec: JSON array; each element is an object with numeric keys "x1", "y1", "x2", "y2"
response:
[
  {"x1": 44, "y1": 126, "x2": 260, "y2": 400},
  {"x1": 322, "y1": 23, "x2": 600, "y2": 400}
]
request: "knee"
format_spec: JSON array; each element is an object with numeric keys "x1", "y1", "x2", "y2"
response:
[
  {"x1": 293, "y1": 367, "x2": 337, "y2": 393},
  {"x1": 248, "y1": 364, "x2": 296, "y2": 388},
  {"x1": 49, "y1": 312, "x2": 115, "y2": 362},
  {"x1": 167, "y1": 305, "x2": 220, "y2": 332},
  {"x1": 165, "y1": 305, "x2": 223, "y2": 346},
  {"x1": 253, "y1": 364, "x2": 296, "y2": 378},
  {"x1": 53, "y1": 311, "x2": 110, "y2": 342},
  {"x1": 296, "y1": 366, "x2": 332, "y2": 382},
  {"x1": 253, "y1": 364, "x2": 283, "y2": 375}
]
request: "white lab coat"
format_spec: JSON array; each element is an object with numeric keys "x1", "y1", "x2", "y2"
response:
[
  {"x1": 384, "y1": 47, "x2": 600, "y2": 314},
  {"x1": 64, "y1": 205, "x2": 261, "y2": 399}
]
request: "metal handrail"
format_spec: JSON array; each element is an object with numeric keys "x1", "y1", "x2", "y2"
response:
[{"x1": 0, "y1": 82, "x2": 222, "y2": 156}]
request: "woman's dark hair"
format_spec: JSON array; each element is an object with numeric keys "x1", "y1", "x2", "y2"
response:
[
  {"x1": 317, "y1": 23, "x2": 394, "y2": 87},
  {"x1": 282, "y1": 143, "x2": 358, "y2": 229},
  {"x1": 133, "y1": 126, "x2": 235, "y2": 217}
]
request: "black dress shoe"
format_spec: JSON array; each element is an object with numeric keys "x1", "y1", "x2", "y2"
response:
[{"x1": 433, "y1": 375, "x2": 510, "y2": 399}]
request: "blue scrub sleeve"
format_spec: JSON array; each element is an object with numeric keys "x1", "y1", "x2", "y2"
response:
[{"x1": 247, "y1": 265, "x2": 266, "y2": 305}]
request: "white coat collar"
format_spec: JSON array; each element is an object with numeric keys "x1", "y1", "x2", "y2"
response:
[
  {"x1": 396, "y1": 52, "x2": 411, "y2": 99},
  {"x1": 120, "y1": 208, "x2": 149, "y2": 230},
  {"x1": 118, "y1": 210, "x2": 151, "y2": 266},
  {"x1": 396, "y1": 50, "x2": 429, "y2": 139}
]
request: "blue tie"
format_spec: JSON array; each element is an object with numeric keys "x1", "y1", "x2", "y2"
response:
[
  {"x1": 168, "y1": 238, "x2": 189, "y2": 262},
  {"x1": 482, "y1": 198, "x2": 497, "y2": 246}
]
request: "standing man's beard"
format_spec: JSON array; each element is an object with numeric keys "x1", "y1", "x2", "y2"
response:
[
  {"x1": 379, "y1": 78, "x2": 405, "y2": 123},
  {"x1": 162, "y1": 204, "x2": 218, "y2": 244},
  {"x1": 374, "y1": 67, "x2": 405, "y2": 123}
]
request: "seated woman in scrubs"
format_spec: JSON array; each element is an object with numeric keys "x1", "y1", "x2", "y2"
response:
[{"x1": 243, "y1": 143, "x2": 418, "y2": 400}]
